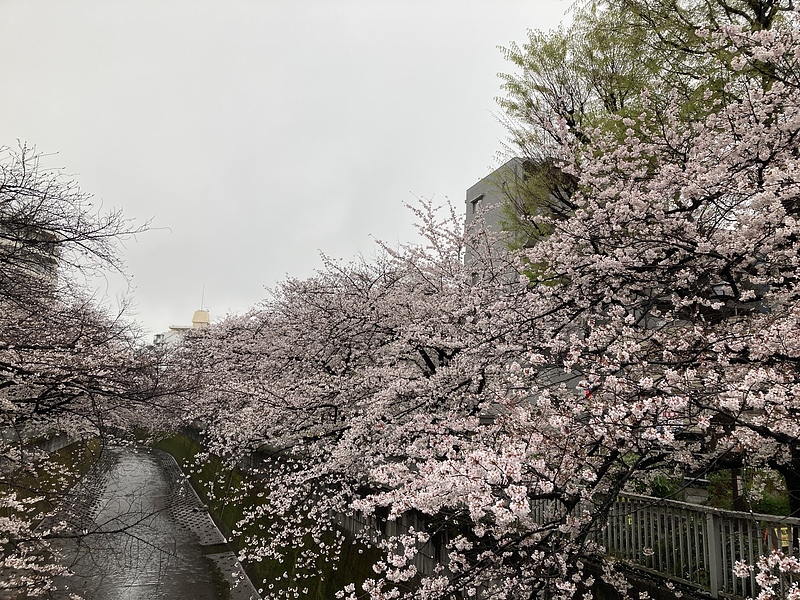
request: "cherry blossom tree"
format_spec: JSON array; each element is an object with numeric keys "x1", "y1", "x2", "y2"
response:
[
  {"x1": 0, "y1": 146, "x2": 170, "y2": 597},
  {"x1": 520, "y1": 18, "x2": 800, "y2": 501},
  {"x1": 171, "y1": 7, "x2": 800, "y2": 600}
]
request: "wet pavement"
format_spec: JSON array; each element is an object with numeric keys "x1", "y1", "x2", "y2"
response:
[{"x1": 47, "y1": 446, "x2": 260, "y2": 600}]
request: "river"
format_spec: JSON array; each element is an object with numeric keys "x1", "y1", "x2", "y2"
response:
[{"x1": 47, "y1": 445, "x2": 259, "y2": 600}]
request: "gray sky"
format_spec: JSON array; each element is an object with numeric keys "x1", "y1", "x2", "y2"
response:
[{"x1": 0, "y1": 1, "x2": 568, "y2": 336}]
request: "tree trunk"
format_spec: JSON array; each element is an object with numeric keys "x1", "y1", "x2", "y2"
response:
[{"x1": 763, "y1": 445, "x2": 800, "y2": 519}]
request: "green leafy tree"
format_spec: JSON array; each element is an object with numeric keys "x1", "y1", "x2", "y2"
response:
[{"x1": 496, "y1": 0, "x2": 798, "y2": 245}]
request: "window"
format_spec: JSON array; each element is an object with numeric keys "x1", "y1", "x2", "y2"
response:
[{"x1": 470, "y1": 194, "x2": 483, "y2": 215}]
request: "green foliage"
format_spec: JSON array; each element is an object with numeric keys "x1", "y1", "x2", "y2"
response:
[
  {"x1": 707, "y1": 469, "x2": 790, "y2": 516},
  {"x1": 155, "y1": 433, "x2": 381, "y2": 599},
  {"x1": 496, "y1": 7, "x2": 663, "y2": 249},
  {"x1": 499, "y1": 161, "x2": 575, "y2": 250},
  {"x1": 495, "y1": 0, "x2": 787, "y2": 248},
  {"x1": 498, "y1": 7, "x2": 661, "y2": 153},
  {"x1": 649, "y1": 475, "x2": 684, "y2": 500},
  {"x1": 0, "y1": 438, "x2": 101, "y2": 523}
]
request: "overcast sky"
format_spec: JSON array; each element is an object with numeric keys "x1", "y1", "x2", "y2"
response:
[{"x1": 0, "y1": 1, "x2": 568, "y2": 336}]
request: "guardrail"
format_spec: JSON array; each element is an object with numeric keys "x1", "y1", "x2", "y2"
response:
[
  {"x1": 333, "y1": 487, "x2": 800, "y2": 598},
  {"x1": 188, "y1": 424, "x2": 799, "y2": 599},
  {"x1": 336, "y1": 509, "x2": 447, "y2": 577},
  {"x1": 601, "y1": 493, "x2": 800, "y2": 598}
]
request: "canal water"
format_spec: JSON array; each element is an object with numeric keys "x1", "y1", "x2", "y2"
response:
[{"x1": 48, "y1": 446, "x2": 253, "y2": 600}]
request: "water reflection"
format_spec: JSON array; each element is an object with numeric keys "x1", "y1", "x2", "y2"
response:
[{"x1": 50, "y1": 447, "x2": 221, "y2": 599}]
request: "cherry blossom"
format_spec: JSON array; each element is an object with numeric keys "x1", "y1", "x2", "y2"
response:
[{"x1": 171, "y1": 9, "x2": 800, "y2": 600}]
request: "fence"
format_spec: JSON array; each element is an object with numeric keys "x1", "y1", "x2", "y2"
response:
[
  {"x1": 336, "y1": 509, "x2": 448, "y2": 577},
  {"x1": 342, "y1": 495, "x2": 800, "y2": 598},
  {"x1": 601, "y1": 493, "x2": 800, "y2": 598},
  {"x1": 182, "y1": 426, "x2": 800, "y2": 598}
]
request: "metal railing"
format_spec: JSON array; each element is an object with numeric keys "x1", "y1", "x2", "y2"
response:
[
  {"x1": 336, "y1": 509, "x2": 446, "y2": 577},
  {"x1": 187, "y1": 425, "x2": 800, "y2": 598},
  {"x1": 340, "y1": 494, "x2": 800, "y2": 598},
  {"x1": 601, "y1": 493, "x2": 800, "y2": 598}
]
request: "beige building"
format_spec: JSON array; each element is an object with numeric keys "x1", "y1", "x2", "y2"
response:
[{"x1": 153, "y1": 308, "x2": 211, "y2": 347}]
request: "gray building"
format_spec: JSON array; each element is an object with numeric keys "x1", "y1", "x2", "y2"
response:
[
  {"x1": 0, "y1": 222, "x2": 60, "y2": 292},
  {"x1": 464, "y1": 158, "x2": 529, "y2": 280}
]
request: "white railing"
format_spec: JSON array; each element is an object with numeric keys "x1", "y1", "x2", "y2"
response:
[
  {"x1": 336, "y1": 509, "x2": 446, "y2": 577},
  {"x1": 341, "y1": 494, "x2": 800, "y2": 598},
  {"x1": 226, "y1": 420, "x2": 799, "y2": 599},
  {"x1": 602, "y1": 494, "x2": 800, "y2": 598}
]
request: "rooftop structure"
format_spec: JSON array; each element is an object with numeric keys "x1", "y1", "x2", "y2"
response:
[{"x1": 153, "y1": 308, "x2": 211, "y2": 348}]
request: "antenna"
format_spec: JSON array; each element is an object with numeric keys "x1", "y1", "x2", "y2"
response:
[{"x1": 200, "y1": 286, "x2": 205, "y2": 310}]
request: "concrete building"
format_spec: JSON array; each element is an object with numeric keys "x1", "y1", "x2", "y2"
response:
[
  {"x1": 464, "y1": 158, "x2": 524, "y2": 264},
  {"x1": 464, "y1": 157, "x2": 575, "y2": 279},
  {"x1": 153, "y1": 308, "x2": 211, "y2": 348},
  {"x1": 464, "y1": 158, "x2": 535, "y2": 284},
  {"x1": 464, "y1": 159, "x2": 526, "y2": 238}
]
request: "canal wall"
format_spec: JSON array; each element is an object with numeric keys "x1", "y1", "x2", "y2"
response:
[{"x1": 154, "y1": 431, "x2": 382, "y2": 600}]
